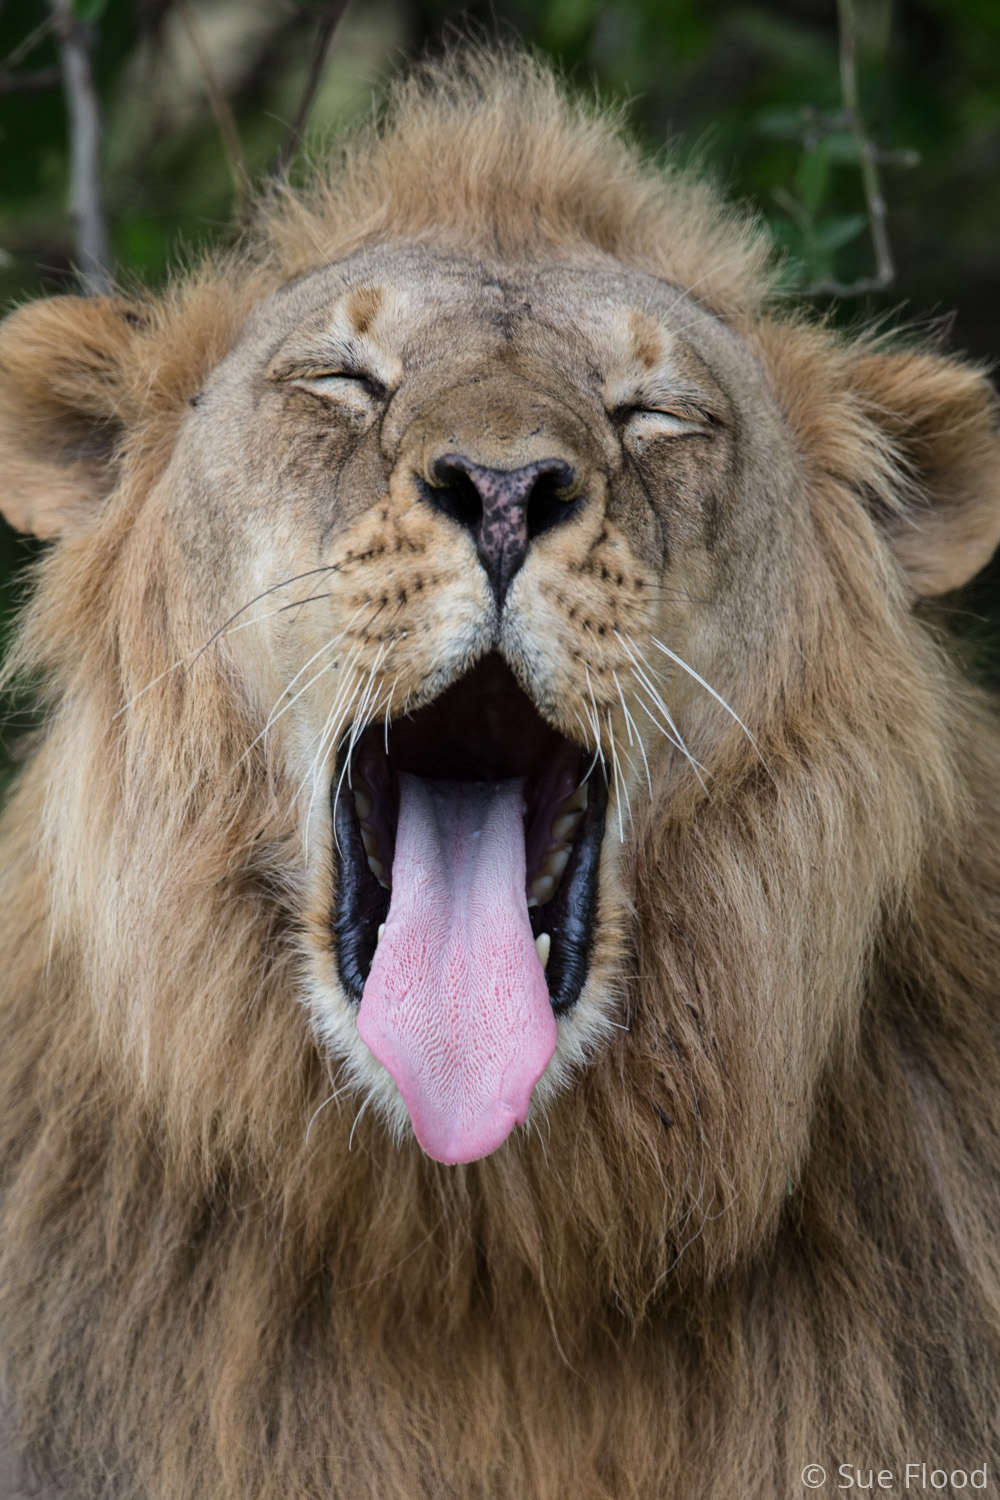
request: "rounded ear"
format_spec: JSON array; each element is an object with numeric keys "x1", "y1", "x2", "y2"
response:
[
  {"x1": 0, "y1": 296, "x2": 146, "y2": 539},
  {"x1": 850, "y1": 350, "x2": 1000, "y2": 596}
]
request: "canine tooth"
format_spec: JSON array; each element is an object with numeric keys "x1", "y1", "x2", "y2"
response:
[
  {"x1": 377, "y1": 923, "x2": 385, "y2": 944},
  {"x1": 539, "y1": 845, "x2": 572, "y2": 882},
  {"x1": 535, "y1": 932, "x2": 551, "y2": 971},
  {"x1": 550, "y1": 810, "x2": 583, "y2": 842},
  {"x1": 560, "y1": 783, "x2": 588, "y2": 814},
  {"x1": 353, "y1": 786, "x2": 373, "y2": 821},
  {"x1": 360, "y1": 825, "x2": 380, "y2": 861},
  {"x1": 367, "y1": 854, "x2": 388, "y2": 886},
  {"x1": 526, "y1": 896, "x2": 539, "y2": 909},
  {"x1": 530, "y1": 874, "x2": 556, "y2": 904}
]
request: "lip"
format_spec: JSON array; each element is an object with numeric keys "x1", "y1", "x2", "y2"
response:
[{"x1": 331, "y1": 653, "x2": 607, "y2": 1014}]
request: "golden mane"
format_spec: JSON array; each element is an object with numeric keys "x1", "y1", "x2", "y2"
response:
[
  {"x1": 2, "y1": 47, "x2": 1000, "y2": 1500},
  {"x1": 255, "y1": 49, "x2": 772, "y2": 317}
]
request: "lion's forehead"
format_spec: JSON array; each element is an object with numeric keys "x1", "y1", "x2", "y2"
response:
[{"x1": 245, "y1": 245, "x2": 741, "y2": 398}]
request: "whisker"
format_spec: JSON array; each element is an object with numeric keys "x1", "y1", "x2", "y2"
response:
[
  {"x1": 348, "y1": 1097, "x2": 370, "y2": 1152},
  {"x1": 383, "y1": 675, "x2": 399, "y2": 755},
  {"x1": 649, "y1": 635, "x2": 763, "y2": 762},
  {"x1": 266, "y1": 604, "x2": 369, "y2": 726},
  {"x1": 605, "y1": 707, "x2": 628, "y2": 841},
  {"x1": 612, "y1": 669, "x2": 652, "y2": 799},
  {"x1": 616, "y1": 630, "x2": 708, "y2": 784},
  {"x1": 582, "y1": 664, "x2": 610, "y2": 789},
  {"x1": 121, "y1": 571, "x2": 348, "y2": 724},
  {"x1": 324, "y1": 644, "x2": 386, "y2": 852},
  {"x1": 114, "y1": 655, "x2": 193, "y2": 719},
  {"x1": 303, "y1": 648, "x2": 367, "y2": 806},
  {"x1": 188, "y1": 565, "x2": 340, "y2": 672},
  {"x1": 298, "y1": 640, "x2": 370, "y2": 853},
  {"x1": 305, "y1": 1086, "x2": 348, "y2": 1144}
]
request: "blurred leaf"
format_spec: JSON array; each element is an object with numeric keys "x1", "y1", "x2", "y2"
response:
[
  {"x1": 794, "y1": 145, "x2": 830, "y2": 215},
  {"x1": 754, "y1": 105, "x2": 810, "y2": 139},
  {"x1": 811, "y1": 213, "x2": 867, "y2": 252},
  {"x1": 72, "y1": 0, "x2": 109, "y2": 21},
  {"x1": 821, "y1": 130, "x2": 862, "y2": 164}
]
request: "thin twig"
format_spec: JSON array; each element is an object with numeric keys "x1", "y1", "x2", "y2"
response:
[
  {"x1": 0, "y1": 65, "x2": 61, "y2": 93},
  {"x1": 2, "y1": 15, "x2": 56, "y2": 71},
  {"x1": 50, "y1": 0, "x2": 111, "y2": 296},
  {"x1": 800, "y1": 274, "x2": 895, "y2": 298},
  {"x1": 175, "y1": 0, "x2": 249, "y2": 210},
  {"x1": 273, "y1": 0, "x2": 352, "y2": 177},
  {"x1": 836, "y1": 0, "x2": 894, "y2": 290}
]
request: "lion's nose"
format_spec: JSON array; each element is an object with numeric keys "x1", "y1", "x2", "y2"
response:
[{"x1": 420, "y1": 454, "x2": 580, "y2": 604}]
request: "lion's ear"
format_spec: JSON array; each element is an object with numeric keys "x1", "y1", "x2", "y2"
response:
[
  {"x1": 0, "y1": 296, "x2": 144, "y2": 539},
  {"x1": 850, "y1": 350, "x2": 1000, "y2": 596}
]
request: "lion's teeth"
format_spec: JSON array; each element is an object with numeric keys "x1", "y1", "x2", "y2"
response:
[
  {"x1": 539, "y1": 844, "x2": 572, "y2": 882},
  {"x1": 530, "y1": 873, "x2": 556, "y2": 904},
  {"x1": 377, "y1": 922, "x2": 385, "y2": 944},
  {"x1": 550, "y1": 809, "x2": 583, "y2": 842},
  {"x1": 535, "y1": 932, "x2": 551, "y2": 971},
  {"x1": 360, "y1": 824, "x2": 379, "y2": 859},
  {"x1": 559, "y1": 783, "x2": 588, "y2": 814},
  {"x1": 368, "y1": 854, "x2": 388, "y2": 887},
  {"x1": 353, "y1": 785, "x2": 372, "y2": 821}
]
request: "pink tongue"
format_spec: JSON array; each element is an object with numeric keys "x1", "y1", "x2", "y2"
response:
[{"x1": 357, "y1": 772, "x2": 556, "y2": 1165}]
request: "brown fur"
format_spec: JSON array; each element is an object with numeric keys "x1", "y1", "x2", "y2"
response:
[{"x1": 2, "y1": 49, "x2": 1000, "y2": 1499}]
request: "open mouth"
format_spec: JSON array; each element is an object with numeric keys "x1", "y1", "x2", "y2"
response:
[{"x1": 330, "y1": 653, "x2": 608, "y2": 1163}]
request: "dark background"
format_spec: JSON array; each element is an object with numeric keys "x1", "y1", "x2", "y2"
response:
[{"x1": 2, "y1": 0, "x2": 999, "y2": 726}]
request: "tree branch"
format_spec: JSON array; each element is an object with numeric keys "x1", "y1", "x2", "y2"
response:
[
  {"x1": 2, "y1": 15, "x2": 56, "y2": 72},
  {"x1": 175, "y1": 0, "x2": 248, "y2": 210},
  {"x1": 50, "y1": 0, "x2": 111, "y2": 296},
  {"x1": 273, "y1": 0, "x2": 352, "y2": 177},
  {"x1": 836, "y1": 0, "x2": 894, "y2": 291}
]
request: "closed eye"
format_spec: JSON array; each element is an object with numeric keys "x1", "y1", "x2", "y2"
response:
[
  {"x1": 620, "y1": 401, "x2": 720, "y2": 439},
  {"x1": 290, "y1": 371, "x2": 388, "y2": 403}
]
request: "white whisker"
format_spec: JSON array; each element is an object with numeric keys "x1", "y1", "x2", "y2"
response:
[
  {"x1": 325, "y1": 645, "x2": 387, "y2": 852},
  {"x1": 605, "y1": 708, "x2": 628, "y2": 841},
  {"x1": 264, "y1": 605, "x2": 368, "y2": 730},
  {"x1": 582, "y1": 664, "x2": 609, "y2": 789},
  {"x1": 305, "y1": 1086, "x2": 345, "y2": 1144},
  {"x1": 612, "y1": 669, "x2": 652, "y2": 798},
  {"x1": 348, "y1": 1097, "x2": 370, "y2": 1152},
  {"x1": 649, "y1": 635, "x2": 763, "y2": 761},
  {"x1": 383, "y1": 675, "x2": 399, "y2": 755},
  {"x1": 616, "y1": 630, "x2": 709, "y2": 786}
]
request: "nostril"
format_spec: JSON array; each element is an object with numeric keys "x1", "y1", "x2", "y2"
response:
[
  {"x1": 525, "y1": 462, "x2": 579, "y2": 541},
  {"x1": 424, "y1": 462, "x2": 483, "y2": 531}
]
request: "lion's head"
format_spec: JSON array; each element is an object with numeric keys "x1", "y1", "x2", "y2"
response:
[{"x1": 3, "y1": 51, "x2": 1000, "y2": 1337}]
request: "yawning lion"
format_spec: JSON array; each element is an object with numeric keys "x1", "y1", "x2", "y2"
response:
[{"x1": 2, "y1": 49, "x2": 1000, "y2": 1500}]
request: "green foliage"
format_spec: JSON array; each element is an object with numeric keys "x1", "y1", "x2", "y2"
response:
[{"x1": 73, "y1": 0, "x2": 110, "y2": 22}]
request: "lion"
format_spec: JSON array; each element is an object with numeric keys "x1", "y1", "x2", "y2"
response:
[{"x1": 2, "y1": 47, "x2": 1000, "y2": 1500}]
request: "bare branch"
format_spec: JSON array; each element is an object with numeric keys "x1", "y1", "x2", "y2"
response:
[
  {"x1": 0, "y1": 65, "x2": 61, "y2": 93},
  {"x1": 836, "y1": 0, "x2": 894, "y2": 291},
  {"x1": 274, "y1": 0, "x2": 352, "y2": 177},
  {"x1": 175, "y1": 0, "x2": 249, "y2": 211},
  {"x1": 1, "y1": 15, "x2": 56, "y2": 72},
  {"x1": 50, "y1": 0, "x2": 111, "y2": 296}
]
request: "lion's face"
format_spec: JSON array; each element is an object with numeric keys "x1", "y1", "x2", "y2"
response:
[
  {"x1": 4, "y1": 57, "x2": 1000, "y2": 1311},
  {"x1": 154, "y1": 245, "x2": 800, "y2": 1163}
]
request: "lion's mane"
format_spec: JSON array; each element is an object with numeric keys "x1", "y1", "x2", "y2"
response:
[{"x1": 2, "y1": 50, "x2": 1000, "y2": 1500}]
